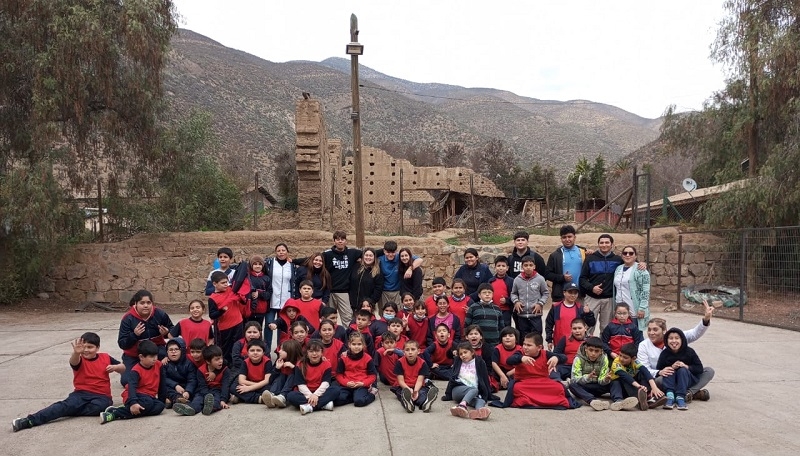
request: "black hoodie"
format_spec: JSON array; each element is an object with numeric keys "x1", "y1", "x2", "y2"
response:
[
  {"x1": 656, "y1": 328, "x2": 703, "y2": 376},
  {"x1": 162, "y1": 339, "x2": 198, "y2": 396}
]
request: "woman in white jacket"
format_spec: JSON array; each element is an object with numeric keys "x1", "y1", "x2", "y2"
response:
[
  {"x1": 636, "y1": 300, "x2": 715, "y2": 404},
  {"x1": 612, "y1": 245, "x2": 650, "y2": 331}
]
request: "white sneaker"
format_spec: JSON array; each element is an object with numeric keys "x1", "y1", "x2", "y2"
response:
[
  {"x1": 299, "y1": 404, "x2": 313, "y2": 415},
  {"x1": 322, "y1": 402, "x2": 334, "y2": 411},
  {"x1": 611, "y1": 397, "x2": 639, "y2": 411},
  {"x1": 590, "y1": 400, "x2": 609, "y2": 411},
  {"x1": 272, "y1": 394, "x2": 287, "y2": 408}
]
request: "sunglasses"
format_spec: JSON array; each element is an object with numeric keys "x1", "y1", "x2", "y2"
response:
[{"x1": 621, "y1": 251, "x2": 635, "y2": 256}]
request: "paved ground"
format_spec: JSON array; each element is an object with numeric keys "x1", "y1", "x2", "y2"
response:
[{"x1": 0, "y1": 309, "x2": 797, "y2": 456}]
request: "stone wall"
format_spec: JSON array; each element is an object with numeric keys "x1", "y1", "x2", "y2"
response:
[{"x1": 46, "y1": 231, "x2": 721, "y2": 305}]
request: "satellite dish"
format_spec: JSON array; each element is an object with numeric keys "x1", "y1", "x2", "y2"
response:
[{"x1": 682, "y1": 178, "x2": 698, "y2": 193}]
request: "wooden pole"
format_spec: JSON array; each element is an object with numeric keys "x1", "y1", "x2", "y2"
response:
[
  {"x1": 97, "y1": 179, "x2": 103, "y2": 241},
  {"x1": 399, "y1": 168, "x2": 404, "y2": 235},
  {"x1": 350, "y1": 14, "x2": 365, "y2": 248},
  {"x1": 470, "y1": 174, "x2": 478, "y2": 242}
]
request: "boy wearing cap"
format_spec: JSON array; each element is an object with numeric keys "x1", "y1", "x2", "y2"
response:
[
  {"x1": 545, "y1": 282, "x2": 596, "y2": 351},
  {"x1": 424, "y1": 277, "x2": 449, "y2": 317}
]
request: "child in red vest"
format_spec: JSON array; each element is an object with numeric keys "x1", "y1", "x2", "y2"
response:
[
  {"x1": 553, "y1": 318, "x2": 590, "y2": 380},
  {"x1": 424, "y1": 324, "x2": 456, "y2": 380},
  {"x1": 101, "y1": 340, "x2": 165, "y2": 423},
  {"x1": 173, "y1": 345, "x2": 232, "y2": 416},
  {"x1": 394, "y1": 340, "x2": 439, "y2": 413},
  {"x1": 427, "y1": 295, "x2": 462, "y2": 346},
  {"x1": 424, "y1": 277, "x2": 449, "y2": 317},
  {"x1": 232, "y1": 339, "x2": 273, "y2": 404},
  {"x1": 545, "y1": 282, "x2": 595, "y2": 350},
  {"x1": 491, "y1": 327, "x2": 521, "y2": 390},
  {"x1": 12, "y1": 333, "x2": 125, "y2": 432},
  {"x1": 488, "y1": 256, "x2": 514, "y2": 329},
  {"x1": 334, "y1": 332, "x2": 378, "y2": 407},
  {"x1": 286, "y1": 340, "x2": 340, "y2": 414},
  {"x1": 404, "y1": 300, "x2": 429, "y2": 350},
  {"x1": 448, "y1": 279, "x2": 473, "y2": 332},
  {"x1": 317, "y1": 319, "x2": 345, "y2": 382},
  {"x1": 375, "y1": 333, "x2": 404, "y2": 386},
  {"x1": 207, "y1": 272, "x2": 245, "y2": 367},
  {"x1": 169, "y1": 299, "x2": 214, "y2": 346}
]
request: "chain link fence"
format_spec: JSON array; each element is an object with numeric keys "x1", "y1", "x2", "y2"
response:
[{"x1": 677, "y1": 226, "x2": 800, "y2": 331}]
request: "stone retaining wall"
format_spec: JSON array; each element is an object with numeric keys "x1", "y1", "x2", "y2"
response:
[{"x1": 44, "y1": 231, "x2": 720, "y2": 304}]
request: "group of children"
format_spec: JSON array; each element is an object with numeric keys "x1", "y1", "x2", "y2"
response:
[{"x1": 10, "y1": 243, "x2": 708, "y2": 432}]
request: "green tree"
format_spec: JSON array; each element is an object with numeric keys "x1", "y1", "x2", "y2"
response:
[{"x1": 588, "y1": 155, "x2": 606, "y2": 199}]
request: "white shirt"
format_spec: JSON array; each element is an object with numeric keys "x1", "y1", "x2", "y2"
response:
[{"x1": 637, "y1": 319, "x2": 709, "y2": 376}]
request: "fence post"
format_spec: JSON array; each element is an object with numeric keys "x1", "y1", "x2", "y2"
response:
[
  {"x1": 399, "y1": 168, "x2": 404, "y2": 236},
  {"x1": 739, "y1": 230, "x2": 747, "y2": 322},
  {"x1": 645, "y1": 173, "x2": 651, "y2": 264},
  {"x1": 676, "y1": 234, "x2": 682, "y2": 310},
  {"x1": 631, "y1": 166, "x2": 638, "y2": 230}
]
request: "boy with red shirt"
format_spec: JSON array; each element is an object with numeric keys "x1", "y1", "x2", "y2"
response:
[
  {"x1": 553, "y1": 318, "x2": 590, "y2": 380},
  {"x1": 101, "y1": 340, "x2": 166, "y2": 423},
  {"x1": 545, "y1": 282, "x2": 595, "y2": 350},
  {"x1": 232, "y1": 339, "x2": 273, "y2": 404},
  {"x1": 375, "y1": 333, "x2": 404, "y2": 386},
  {"x1": 207, "y1": 271, "x2": 245, "y2": 367},
  {"x1": 187, "y1": 338, "x2": 207, "y2": 369},
  {"x1": 424, "y1": 324, "x2": 456, "y2": 380},
  {"x1": 173, "y1": 345, "x2": 232, "y2": 416},
  {"x1": 405, "y1": 302, "x2": 429, "y2": 350},
  {"x1": 394, "y1": 340, "x2": 439, "y2": 413},
  {"x1": 424, "y1": 277, "x2": 449, "y2": 317},
  {"x1": 488, "y1": 256, "x2": 514, "y2": 329},
  {"x1": 346, "y1": 309, "x2": 376, "y2": 357},
  {"x1": 12, "y1": 333, "x2": 125, "y2": 432},
  {"x1": 284, "y1": 280, "x2": 325, "y2": 332}
]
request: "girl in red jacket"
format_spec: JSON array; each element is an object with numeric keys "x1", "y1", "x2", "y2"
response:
[{"x1": 334, "y1": 332, "x2": 378, "y2": 407}]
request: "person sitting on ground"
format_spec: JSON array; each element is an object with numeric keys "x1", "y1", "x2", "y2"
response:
[
  {"x1": 603, "y1": 343, "x2": 663, "y2": 412},
  {"x1": 545, "y1": 282, "x2": 595, "y2": 351},
  {"x1": 101, "y1": 340, "x2": 166, "y2": 424},
  {"x1": 12, "y1": 333, "x2": 125, "y2": 432},
  {"x1": 602, "y1": 303, "x2": 643, "y2": 359},
  {"x1": 567, "y1": 336, "x2": 612, "y2": 408},
  {"x1": 552, "y1": 318, "x2": 590, "y2": 380},
  {"x1": 393, "y1": 340, "x2": 438, "y2": 413},
  {"x1": 443, "y1": 342, "x2": 492, "y2": 420},
  {"x1": 656, "y1": 328, "x2": 704, "y2": 411}
]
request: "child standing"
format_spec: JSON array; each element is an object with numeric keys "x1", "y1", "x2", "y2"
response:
[
  {"x1": 169, "y1": 299, "x2": 214, "y2": 346},
  {"x1": 285, "y1": 280, "x2": 325, "y2": 333},
  {"x1": 448, "y1": 279, "x2": 473, "y2": 331},
  {"x1": 12, "y1": 333, "x2": 125, "y2": 432},
  {"x1": 101, "y1": 340, "x2": 166, "y2": 423},
  {"x1": 232, "y1": 339, "x2": 273, "y2": 404},
  {"x1": 444, "y1": 342, "x2": 492, "y2": 420},
  {"x1": 205, "y1": 247, "x2": 237, "y2": 296},
  {"x1": 510, "y1": 256, "x2": 548, "y2": 340},
  {"x1": 656, "y1": 328, "x2": 703, "y2": 410},
  {"x1": 424, "y1": 277, "x2": 449, "y2": 317},
  {"x1": 237, "y1": 255, "x2": 271, "y2": 331},
  {"x1": 394, "y1": 340, "x2": 438, "y2": 413},
  {"x1": 207, "y1": 271, "x2": 245, "y2": 367},
  {"x1": 488, "y1": 255, "x2": 515, "y2": 329},
  {"x1": 118, "y1": 290, "x2": 173, "y2": 375},
  {"x1": 162, "y1": 339, "x2": 197, "y2": 408},
  {"x1": 465, "y1": 284, "x2": 503, "y2": 346},
  {"x1": 173, "y1": 345, "x2": 232, "y2": 416},
  {"x1": 287, "y1": 340, "x2": 340, "y2": 414},
  {"x1": 545, "y1": 282, "x2": 595, "y2": 350},
  {"x1": 404, "y1": 301, "x2": 429, "y2": 350},
  {"x1": 334, "y1": 333, "x2": 378, "y2": 407}
]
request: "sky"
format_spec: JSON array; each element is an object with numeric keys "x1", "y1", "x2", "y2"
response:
[{"x1": 171, "y1": 0, "x2": 730, "y2": 119}]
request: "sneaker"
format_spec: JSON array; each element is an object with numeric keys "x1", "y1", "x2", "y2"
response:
[
  {"x1": 229, "y1": 394, "x2": 239, "y2": 405},
  {"x1": 261, "y1": 391, "x2": 276, "y2": 408},
  {"x1": 620, "y1": 396, "x2": 639, "y2": 411},
  {"x1": 322, "y1": 401, "x2": 334, "y2": 411},
  {"x1": 420, "y1": 384, "x2": 439, "y2": 413},
  {"x1": 663, "y1": 397, "x2": 675, "y2": 409},
  {"x1": 692, "y1": 389, "x2": 710, "y2": 401},
  {"x1": 173, "y1": 403, "x2": 196, "y2": 416},
  {"x1": 637, "y1": 389, "x2": 649, "y2": 411},
  {"x1": 648, "y1": 396, "x2": 668, "y2": 409},
  {"x1": 12, "y1": 417, "x2": 32, "y2": 432},
  {"x1": 368, "y1": 386, "x2": 379, "y2": 396},
  {"x1": 590, "y1": 400, "x2": 609, "y2": 411},
  {"x1": 560, "y1": 378, "x2": 571, "y2": 388},
  {"x1": 202, "y1": 393, "x2": 214, "y2": 415},
  {"x1": 468, "y1": 407, "x2": 491, "y2": 420},
  {"x1": 676, "y1": 396, "x2": 688, "y2": 410},
  {"x1": 450, "y1": 404, "x2": 469, "y2": 418},
  {"x1": 271, "y1": 394, "x2": 287, "y2": 408},
  {"x1": 401, "y1": 388, "x2": 415, "y2": 413},
  {"x1": 99, "y1": 411, "x2": 115, "y2": 424},
  {"x1": 299, "y1": 404, "x2": 313, "y2": 415}
]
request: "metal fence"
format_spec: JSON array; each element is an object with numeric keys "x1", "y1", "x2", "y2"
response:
[{"x1": 677, "y1": 226, "x2": 800, "y2": 331}]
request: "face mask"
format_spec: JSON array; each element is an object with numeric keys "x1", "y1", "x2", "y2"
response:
[
  {"x1": 413, "y1": 314, "x2": 426, "y2": 322},
  {"x1": 383, "y1": 313, "x2": 394, "y2": 321}
]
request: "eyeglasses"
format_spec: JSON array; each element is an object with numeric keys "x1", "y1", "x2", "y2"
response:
[{"x1": 621, "y1": 251, "x2": 635, "y2": 256}]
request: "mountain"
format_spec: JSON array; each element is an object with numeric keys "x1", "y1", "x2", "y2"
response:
[{"x1": 163, "y1": 29, "x2": 661, "y2": 191}]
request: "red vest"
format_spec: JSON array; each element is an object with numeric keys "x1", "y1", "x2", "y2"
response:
[
  {"x1": 199, "y1": 364, "x2": 228, "y2": 390},
  {"x1": 177, "y1": 318, "x2": 213, "y2": 345},
  {"x1": 430, "y1": 340, "x2": 454, "y2": 366},
  {"x1": 299, "y1": 359, "x2": 331, "y2": 391},
  {"x1": 395, "y1": 356, "x2": 427, "y2": 383},
  {"x1": 322, "y1": 338, "x2": 344, "y2": 378},
  {"x1": 122, "y1": 362, "x2": 161, "y2": 403},
  {"x1": 514, "y1": 350, "x2": 552, "y2": 380},
  {"x1": 406, "y1": 317, "x2": 428, "y2": 349},
  {"x1": 73, "y1": 353, "x2": 114, "y2": 398},
  {"x1": 553, "y1": 303, "x2": 579, "y2": 346},
  {"x1": 448, "y1": 296, "x2": 471, "y2": 331},
  {"x1": 494, "y1": 343, "x2": 522, "y2": 372},
  {"x1": 210, "y1": 288, "x2": 244, "y2": 331},
  {"x1": 338, "y1": 353, "x2": 376, "y2": 386},
  {"x1": 244, "y1": 358, "x2": 270, "y2": 382},
  {"x1": 376, "y1": 348, "x2": 402, "y2": 387},
  {"x1": 491, "y1": 278, "x2": 510, "y2": 311},
  {"x1": 563, "y1": 337, "x2": 583, "y2": 364},
  {"x1": 289, "y1": 298, "x2": 324, "y2": 332}
]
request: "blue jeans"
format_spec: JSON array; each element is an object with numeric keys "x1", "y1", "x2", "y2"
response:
[
  {"x1": 29, "y1": 391, "x2": 112, "y2": 426},
  {"x1": 660, "y1": 367, "x2": 697, "y2": 397}
]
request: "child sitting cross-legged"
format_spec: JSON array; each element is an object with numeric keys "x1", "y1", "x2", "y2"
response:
[
  {"x1": 231, "y1": 339, "x2": 273, "y2": 404},
  {"x1": 101, "y1": 340, "x2": 166, "y2": 424},
  {"x1": 656, "y1": 328, "x2": 703, "y2": 411},
  {"x1": 602, "y1": 342, "x2": 663, "y2": 412},
  {"x1": 393, "y1": 340, "x2": 438, "y2": 413},
  {"x1": 444, "y1": 342, "x2": 492, "y2": 420},
  {"x1": 286, "y1": 340, "x2": 340, "y2": 415}
]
